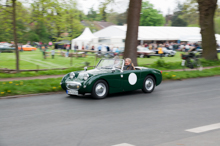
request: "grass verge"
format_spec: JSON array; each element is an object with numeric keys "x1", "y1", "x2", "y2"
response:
[
  {"x1": 1, "y1": 67, "x2": 220, "y2": 97},
  {"x1": 162, "y1": 67, "x2": 220, "y2": 80},
  {"x1": 0, "y1": 78, "x2": 63, "y2": 97}
]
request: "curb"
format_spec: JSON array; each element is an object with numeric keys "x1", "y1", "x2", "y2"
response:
[{"x1": 0, "y1": 91, "x2": 64, "y2": 99}]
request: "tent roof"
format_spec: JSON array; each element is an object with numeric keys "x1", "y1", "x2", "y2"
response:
[
  {"x1": 72, "y1": 27, "x2": 97, "y2": 41},
  {"x1": 94, "y1": 25, "x2": 203, "y2": 41}
]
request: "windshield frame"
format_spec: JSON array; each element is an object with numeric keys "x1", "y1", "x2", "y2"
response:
[{"x1": 96, "y1": 59, "x2": 124, "y2": 72}]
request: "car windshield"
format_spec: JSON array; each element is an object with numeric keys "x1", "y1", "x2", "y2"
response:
[{"x1": 96, "y1": 59, "x2": 123, "y2": 70}]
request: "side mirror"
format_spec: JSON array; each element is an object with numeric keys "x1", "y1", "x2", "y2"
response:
[
  {"x1": 84, "y1": 67, "x2": 87, "y2": 71},
  {"x1": 111, "y1": 68, "x2": 115, "y2": 73}
]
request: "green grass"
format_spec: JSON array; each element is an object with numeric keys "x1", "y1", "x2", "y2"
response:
[
  {"x1": 162, "y1": 67, "x2": 220, "y2": 80},
  {"x1": 0, "y1": 49, "x2": 100, "y2": 69},
  {"x1": 0, "y1": 78, "x2": 63, "y2": 97},
  {"x1": 143, "y1": 59, "x2": 220, "y2": 70},
  {"x1": 0, "y1": 49, "x2": 199, "y2": 70},
  {"x1": 1, "y1": 67, "x2": 220, "y2": 97}
]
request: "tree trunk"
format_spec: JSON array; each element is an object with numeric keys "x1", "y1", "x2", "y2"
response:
[
  {"x1": 124, "y1": 0, "x2": 142, "y2": 66},
  {"x1": 197, "y1": 0, "x2": 218, "y2": 60},
  {"x1": 12, "y1": 0, "x2": 19, "y2": 72}
]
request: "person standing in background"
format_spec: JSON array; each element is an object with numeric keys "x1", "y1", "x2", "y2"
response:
[
  {"x1": 74, "y1": 44, "x2": 78, "y2": 52},
  {"x1": 20, "y1": 43, "x2": 23, "y2": 52},
  {"x1": 51, "y1": 48, "x2": 55, "y2": 59},
  {"x1": 158, "y1": 44, "x2": 163, "y2": 59},
  {"x1": 66, "y1": 44, "x2": 70, "y2": 57},
  {"x1": 97, "y1": 44, "x2": 102, "y2": 54}
]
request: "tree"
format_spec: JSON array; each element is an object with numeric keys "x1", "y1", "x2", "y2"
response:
[
  {"x1": 171, "y1": 2, "x2": 188, "y2": 26},
  {"x1": 12, "y1": 0, "x2": 19, "y2": 72},
  {"x1": 140, "y1": 1, "x2": 165, "y2": 26},
  {"x1": 181, "y1": 0, "x2": 199, "y2": 27},
  {"x1": 98, "y1": 0, "x2": 114, "y2": 21},
  {"x1": 197, "y1": 0, "x2": 218, "y2": 60},
  {"x1": 124, "y1": 0, "x2": 142, "y2": 66},
  {"x1": 107, "y1": 10, "x2": 128, "y2": 25},
  {"x1": 87, "y1": 7, "x2": 99, "y2": 21},
  {"x1": 0, "y1": 0, "x2": 20, "y2": 72}
]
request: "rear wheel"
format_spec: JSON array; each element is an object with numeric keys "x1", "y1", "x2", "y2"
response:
[
  {"x1": 92, "y1": 80, "x2": 108, "y2": 99},
  {"x1": 142, "y1": 75, "x2": 155, "y2": 93}
]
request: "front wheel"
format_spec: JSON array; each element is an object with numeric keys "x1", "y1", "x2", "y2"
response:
[
  {"x1": 92, "y1": 80, "x2": 108, "y2": 99},
  {"x1": 142, "y1": 75, "x2": 155, "y2": 93}
]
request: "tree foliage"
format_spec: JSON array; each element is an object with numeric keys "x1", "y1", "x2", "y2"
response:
[
  {"x1": 171, "y1": 2, "x2": 188, "y2": 26},
  {"x1": 0, "y1": 0, "x2": 84, "y2": 43},
  {"x1": 140, "y1": 1, "x2": 165, "y2": 26}
]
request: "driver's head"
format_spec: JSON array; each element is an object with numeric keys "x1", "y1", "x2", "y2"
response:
[{"x1": 125, "y1": 58, "x2": 132, "y2": 66}]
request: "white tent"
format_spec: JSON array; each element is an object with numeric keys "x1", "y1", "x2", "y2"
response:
[
  {"x1": 93, "y1": 25, "x2": 201, "y2": 41},
  {"x1": 216, "y1": 34, "x2": 220, "y2": 44},
  {"x1": 180, "y1": 34, "x2": 220, "y2": 42},
  {"x1": 71, "y1": 27, "x2": 98, "y2": 50}
]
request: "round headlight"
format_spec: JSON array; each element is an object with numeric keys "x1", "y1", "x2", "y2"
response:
[
  {"x1": 83, "y1": 73, "x2": 89, "y2": 80},
  {"x1": 70, "y1": 72, "x2": 75, "y2": 79}
]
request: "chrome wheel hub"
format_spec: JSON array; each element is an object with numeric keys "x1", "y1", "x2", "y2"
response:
[
  {"x1": 95, "y1": 83, "x2": 106, "y2": 97},
  {"x1": 145, "y1": 78, "x2": 154, "y2": 91}
]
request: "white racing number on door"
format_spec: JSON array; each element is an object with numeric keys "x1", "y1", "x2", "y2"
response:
[{"x1": 128, "y1": 73, "x2": 137, "y2": 85}]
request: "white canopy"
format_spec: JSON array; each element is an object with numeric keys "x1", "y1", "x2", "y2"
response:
[
  {"x1": 71, "y1": 27, "x2": 97, "y2": 50},
  {"x1": 216, "y1": 34, "x2": 220, "y2": 44},
  {"x1": 93, "y1": 25, "x2": 202, "y2": 41},
  {"x1": 180, "y1": 34, "x2": 220, "y2": 42}
]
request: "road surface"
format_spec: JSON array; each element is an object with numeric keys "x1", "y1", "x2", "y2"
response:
[{"x1": 1, "y1": 77, "x2": 220, "y2": 146}]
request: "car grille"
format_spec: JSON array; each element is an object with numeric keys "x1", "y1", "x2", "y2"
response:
[{"x1": 66, "y1": 83, "x2": 81, "y2": 90}]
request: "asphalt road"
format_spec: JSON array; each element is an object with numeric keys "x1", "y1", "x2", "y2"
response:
[{"x1": 1, "y1": 77, "x2": 220, "y2": 146}]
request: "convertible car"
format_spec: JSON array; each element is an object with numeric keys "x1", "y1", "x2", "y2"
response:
[{"x1": 60, "y1": 59, "x2": 162, "y2": 99}]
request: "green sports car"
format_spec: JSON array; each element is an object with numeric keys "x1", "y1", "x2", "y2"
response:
[{"x1": 60, "y1": 59, "x2": 162, "y2": 99}]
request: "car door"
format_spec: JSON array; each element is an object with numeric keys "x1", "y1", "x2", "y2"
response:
[
  {"x1": 122, "y1": 70, "x2": 141, "y2": 91},
  {"x1": 104, "y1": 70, "x2": 123, "y2": 94}
]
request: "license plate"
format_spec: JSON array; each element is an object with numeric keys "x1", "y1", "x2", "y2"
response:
[
  {"x1": 181, "y1": 60, "x2": 185, "y2": 66},
  {"x1": 67, "y1": 90, "x2": 78, "y2": 95}
]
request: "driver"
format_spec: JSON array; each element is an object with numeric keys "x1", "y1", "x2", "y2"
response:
[{"x1": 124, "y1": 58, "x2": 135, "y2": 70}]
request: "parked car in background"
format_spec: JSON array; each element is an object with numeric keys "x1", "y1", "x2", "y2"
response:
[
  {"x1": 137, "y1": 47, "x2": 155, "y2": 58},
  {"x1": 0, "y1": 45, "x2": 15, "y2": 52},
  {"x1": 155, "y1": 47, "x2": 176, "y2": 57},
  {"x1": 18, "y1": 45, "x2": 37, "y2": 51},
  {"x1": 162, "y1": 47, "x2": 176, "y2": 57}
]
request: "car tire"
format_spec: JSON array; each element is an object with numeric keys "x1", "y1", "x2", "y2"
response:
[
  {"x1": 142, "y1": 75, "x2": 155, "y2": 93},
  {"x1": 92, "y1": 80, "x2": 108, "y2": 99}
]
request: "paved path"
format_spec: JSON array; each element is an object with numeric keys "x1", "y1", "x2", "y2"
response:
[
  {"x1": 0, "y1": 75, "x2": 63, "y2": 81},
  {"x1": 1, "y1": 76, "x2": 220, "y2": 146},
  {"x1": 1, "y1": 66, "x2": 219, "y2": 82}
]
